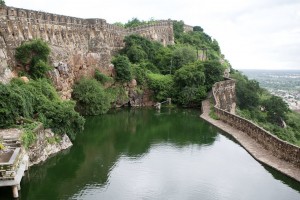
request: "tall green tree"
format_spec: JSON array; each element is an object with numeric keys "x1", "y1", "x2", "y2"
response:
[
  {"x1": 174, "y1": 62, "x2": 207, "y2": 106},
  {"x1": 263, "y1": 96, "x2": 290, "y2": 126},
  {"x1": 203, "y1": 61, "x2": 224, "y2": 89},
  {"x1": 172, "y1": 46, "x2": 197, "y2": 70}
]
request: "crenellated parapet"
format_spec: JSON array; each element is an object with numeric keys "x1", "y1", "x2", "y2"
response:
[
  {"x1": 0, "y1": 6, "x2": 177, "y2": 98},
  {"x1": 126, "y1": 20, "x2": 174, "y2": 46},
  {"x1": 0, "y1": 6, "x2": 176, "y2": 53}
]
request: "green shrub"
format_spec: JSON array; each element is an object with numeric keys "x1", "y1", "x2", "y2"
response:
[
  {"x1": 30, "y1": 60, "x2": 52, "y2": 79},
  {"x1": 21, "y1": 130, "x2": 36, "y2": 149},
  {"x1": 15, "y1": 39, "x2": 52, "y2": 79},
  {"x1": 147, "y1": 73, "x2": 174, "y2": 101},
  {"x1": 126, "y1": 45, "x2": 147, "y2": 63},
  {"x1": 95, "y1": 69, "x2": 113, "y2": 84},
  {"x1": 112, "y1": 55, "x2": 132, "y2": 82},
  {"x1": 172, "y1": 46, "x2": 197, "y2": 70},
  {"x1": 174, "y1": 62, "x2": 205, "y2": 88},
  {"x1": 0, "y1": 78, "x2": 85, "y2": 140},
  {"x1": 131, "y1": 65, "x2": 148, "y2": 85},
  {"x1": 20, "y1": 122, "x2": 40, "y2": 149},
  {"x1": 72, "y1": 78, "x2": 111, "y2": 115},
  {"x1": 37, "y1": 101, "x2": 85, "y2": 140},
  {"x1": 105, "y1": 85, "x2": 129, "y2": 104},
  {"x1": 177, "y1": 86, "x2": 207, "y2": 106},
  {"x1": 0, "y1": 143, "x2": 5, "y2": 151}
]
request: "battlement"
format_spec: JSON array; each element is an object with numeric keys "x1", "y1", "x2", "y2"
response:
[
  {"x1": 0, "y1": 5, "x2": 176, "y2": 97},
  {"x1": 0, "y1": 7, "x2": 174, "y2": 44}
]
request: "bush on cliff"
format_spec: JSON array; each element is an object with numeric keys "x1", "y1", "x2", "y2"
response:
[
  {"x1": 15, "y1": 39, "x2": 52, "y2": 79},
  {"x1": 95, "y1": 69, "x2": 113, "y2": 84},
  {"x1": 112, "y1": 55, "x2": 132, "y2": 82},
  {"x1": 147, "y1": 73, "x2": 174, "y2": 101},
  {"x1": 0, "y1": 78, "x2": 85, "y2": 140},
  {"x1": 72, "y1": 78, "x2": 111, "y2": 115}
]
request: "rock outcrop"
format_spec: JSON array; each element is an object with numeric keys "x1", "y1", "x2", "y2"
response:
[{"x1": 28, "y1": 127, "x2": 72, "y2": 166}]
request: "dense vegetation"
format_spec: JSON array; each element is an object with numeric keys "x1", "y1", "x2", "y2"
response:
[
  {"x1": 4, "y1": 18, "x2": 297, "y2": 149},
  {"x1": 0, "y1": 0, "x2": 5, "y2": 6},
  {"x1": 72, "y1": 78, "x2": 111, "y2": 115},
  {"x1": 0, "y1": 39, "x2": 85, "y2": 141},
  {"x1": 114, "y1": 17, "x2": 157, "y2": 28},
  {"x1": 0, "y1": 78, "x2": 84, "y2": 140},
  {"x1": 111, "y1": 19, "x2": 228, "y2": 107},
  {"x1": 15, "y1": 39, "x2": 52, "y2": 79},
  {"x1": 231, "y1": 71, "x2": 300, "y2": 146}
]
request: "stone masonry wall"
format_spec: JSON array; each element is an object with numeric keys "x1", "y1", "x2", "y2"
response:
[
  {"x1": 0, "y1": 6, "x2": 175, "y2": 99},
  {"x1": 212, "y1": 79, "x2": 300, "y2": 168},
  {"x1": 126, "y1": 20, "x2": 174, "y2": 46},
  {"x1": 212, "y1": 78, "x2": 236, "y2": 114}
]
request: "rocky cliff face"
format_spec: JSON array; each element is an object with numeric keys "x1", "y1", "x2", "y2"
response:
[
  {"x1": 27, "y1": 124, "x2": 72, "y2": 166},
  {"x1": 0, "y1": 6, "x2": 174, "y2": 100}
]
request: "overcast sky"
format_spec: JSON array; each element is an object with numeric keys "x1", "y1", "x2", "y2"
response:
[{"x1": 5, "y1": 0, "x2": 300, "y2": 70}]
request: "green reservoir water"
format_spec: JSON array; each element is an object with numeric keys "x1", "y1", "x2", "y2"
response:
[{"x1": 1, "y1": 108, "x2": 300, "y2": 199}]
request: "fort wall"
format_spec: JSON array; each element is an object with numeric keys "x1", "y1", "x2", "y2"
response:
[
  {"x1": 0, "y1": 6, "x2": 175, "y2": 98},
  {"x1": 212, "y1": 79, "x2": 300, "y2": 168}
]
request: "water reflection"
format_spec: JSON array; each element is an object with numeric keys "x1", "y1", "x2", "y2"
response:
[{"x1": 0, "y1": 108, "x2": 298, "y2": 199}]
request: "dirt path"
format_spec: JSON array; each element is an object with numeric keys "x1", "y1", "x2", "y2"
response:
[{"x1": 200, "y1": 100, "x2": 300, "y2": 182}]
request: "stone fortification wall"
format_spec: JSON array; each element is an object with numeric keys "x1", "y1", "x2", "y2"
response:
[
  {"x1": 212, "y1": 79, "x2": 236, "y2": 114},
  {"x1": 126, "y1": 20, "x2": 174, "y2": 46},
  {"x1": 183, "y1": 24, "x2": 193, "y2": 32},
  {"x1": 0, "y1": 6, "x2": 175, "y2": 99},
  {"x1": 212, "y1": 79, "x2": 300, "y2": 168}
]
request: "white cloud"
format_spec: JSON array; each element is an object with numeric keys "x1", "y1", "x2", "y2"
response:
[{"x1": 4, "y1": 0, "x2": 300, "y2": 70}]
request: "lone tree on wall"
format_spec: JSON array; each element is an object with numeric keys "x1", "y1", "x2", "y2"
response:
[{"x1": 0, "y1": 0, "x2": 5, "y2": 6}]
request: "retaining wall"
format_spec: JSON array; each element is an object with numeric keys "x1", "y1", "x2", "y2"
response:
[{"x1": 212, "y1": 79, "x2": 300, "y2": 167}]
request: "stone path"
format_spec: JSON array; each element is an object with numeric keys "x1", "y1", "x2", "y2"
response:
[{"x1": 200, "y1": 100, "x2": 300, "y2": 182}]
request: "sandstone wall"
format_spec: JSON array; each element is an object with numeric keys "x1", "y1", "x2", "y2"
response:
[
  {"x1": 0, "y1": 6, "x2": 175, "y2": 99},
  {"x1": 212, "y1": 79, "x2": 236, "y2": 114},
  {"x1": 126, "y1": 20, "x2": 174, "y2": 46},
  {"x1": 212, "y1": 79, "x2": 300, "y2": 168},
  {"x1": 183, "y1": 24, "x2": 193, "y2": 33}
]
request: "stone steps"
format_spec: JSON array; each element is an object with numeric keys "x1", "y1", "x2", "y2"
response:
[{"x1": 2, "y1": 139, "x2": 21, "y2": 149}]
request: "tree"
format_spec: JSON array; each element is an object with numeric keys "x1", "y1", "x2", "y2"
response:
[
  {"x1": 147, "y1": 73, "x2": 174, "y2": 101},
  {"x1": 236, "y1": 79, "x2": 260, "y2": 109},
  {"x1": 203, "y1": 61, "x2": 224, "y2": 89},
  {"x1": 193, "y1": 26, "x2": 203, "y2": 32},
  {"x1": 263, "y1": 96, "x2": 290, "y2": 126},
  {"x1": 174, "y1": 62, "x2": 206, "y2": 106},
  {"x1": 173, "y1": 20, "x2": 185, "y2": 39},
  {"x1": 126, "y1": 45, "x2": 147, "y2": 63},
  {"x1": 124, "y1": 18, "x2": 143, "y2": 28},
  {"x1": 72, "y1": 78, "x2": 110, "y2": 115},
  {"x1": 0, "y1": 0, "x2": 5, "y2": 6},
  {"x1": 172, "y1": 46, "x2": 197, "y2": 70},
  {"x1": 174, "y1": 62, "x2": 205, "y2": 88},
  {"x1": 112, "y1": 55, "x2": 132, "y2": 82},
  {"x1": 113, "y1": 22, "x2": 124, "y2": 27}
]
